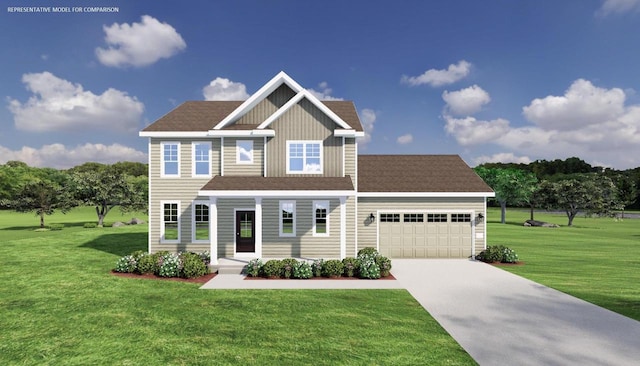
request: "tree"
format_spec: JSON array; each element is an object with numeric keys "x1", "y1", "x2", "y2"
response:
[
  {"x1": 538, "y1": 175, "x2": 623, "y2": 226},
  {"x1": 72, "y1": 166, "x2": 147, "y2": 226},
  {"x1": 9, "y1": 177, "x2": 76, "y2": 228},
  {"x1": 474, "y1": 167, "x2": 538, "y2": 224},
  {"x1": 611, "y1": 174, "x2": 637, "y2": 218}
]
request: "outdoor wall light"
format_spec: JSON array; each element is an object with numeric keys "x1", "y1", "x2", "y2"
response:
[
  {"x1": 368, "y1": 213, "x2": 376, "y2": 222},
  {"x1": 476, "y1": 213, "x2": 484, "y2": 222}
]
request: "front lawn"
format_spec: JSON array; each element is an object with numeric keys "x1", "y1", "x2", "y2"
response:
[
  {"x1": 0, "y1": 208, "x2": 474, "y2": 365},
  {"x1": 487, "y1": 208, "x2": 640, "y2": 321}
]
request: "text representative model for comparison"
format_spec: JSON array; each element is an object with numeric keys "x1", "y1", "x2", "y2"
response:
[{"x1": 7, "y1": 6, "x2": 119, "y2": 13}]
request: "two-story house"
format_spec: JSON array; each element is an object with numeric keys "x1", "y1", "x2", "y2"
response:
[{"x1": 139, "y1": 72, "x2": 494, "y2": 264}]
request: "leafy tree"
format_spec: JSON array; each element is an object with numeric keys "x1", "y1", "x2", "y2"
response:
[
  {"x1": 538, "y1": 175, "x2": 623, "y2": 226},
  {"x1": 610, "y1": 173, "x2": 637, "y2": 218},
  {"x1": 9, "y1": 176, "x2": 76, "y2": 228},
  {"x1": 474, "y1": 167, "x2": 538, "y2": 224},
  {"x1": 72, "y1": 166, "x2": 147, "y2": 226}
]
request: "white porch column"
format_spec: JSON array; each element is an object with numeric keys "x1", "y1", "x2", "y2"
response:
[
  {"x1": 255, "y1": 197, "x2": 263, "y2": 258},
  {"x1": 209, "y1": 197, "x2": 218, "y2": 265},
  {"x1": 340, "y1": 196, "x2": 346, "y2": 259}
]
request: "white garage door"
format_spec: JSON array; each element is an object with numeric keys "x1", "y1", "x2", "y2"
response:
[{"x1": 378, "y1": 213, "x2": 473, "y2": 258}]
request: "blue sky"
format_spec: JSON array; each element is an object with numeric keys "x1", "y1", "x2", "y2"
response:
[{"x1": 2, "y1": 0, "x2": 640, "y2": 169}]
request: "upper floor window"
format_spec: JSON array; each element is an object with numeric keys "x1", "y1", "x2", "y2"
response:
[
  {"x1": 287, "y1": 141, "x2": 322, "y2": 174},
  {"x1": 236, "y1": 140, "x2": 254, "y2": 164},
  {"x1": 162, "y1": 142, "x2": 179, "y2": 177},
  {"x1": 193, "y1": 142, "x2": 211, "y2": 177}
]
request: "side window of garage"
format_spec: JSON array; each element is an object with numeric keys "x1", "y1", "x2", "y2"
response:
[
  {"x1": 380, "y1": 214, "x2": 400, "y2": 222},
  {"x1": 451, "y1": 213, "x2": 471, "y2": 222}
]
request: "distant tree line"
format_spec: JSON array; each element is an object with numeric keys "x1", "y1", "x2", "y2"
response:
[
  {"x1": 476, "y1": 157, "x2": 639, "y2": 226},
  {"x1": 0, "y1": 161, "x2": 148, "y2": 227}
]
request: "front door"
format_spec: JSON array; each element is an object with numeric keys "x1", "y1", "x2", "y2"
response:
[{"x1": 236, "y1": 211, "x2": 255, "y2": 253}]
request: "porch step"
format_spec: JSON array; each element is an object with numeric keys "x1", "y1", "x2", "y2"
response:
[{"x1": 210, "y1": 264, "x2": 246, "y2": 275}]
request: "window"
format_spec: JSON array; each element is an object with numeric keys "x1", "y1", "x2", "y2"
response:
[
  {"x1": 162, "y1": 202, "x2": 179, "y2": 242},
  {"x1": 193, "y1": 142, "x2": 211, "y2": 177},
  {"x1": 451, "y1": 213, "x2": 472, "y2": 222},
  {"x1": 380, "y1": 214, "x2": 400, "y2": 222},
  {"x1": 161, "y1": 142, "x2": 179, "y2": 177},
  {"x1": 313, "y1": 200, "x2": 329, "y2": 236},
  {"x1": 193, "y1": 203, "x2": 209, "y2": 242},
  {"x1": 287, "y1": 141, "x2": 322, "y2": 174},
  {"x1": 236, "y1": 140, "x2": 253, "y2": 164},
  {"x1": 404, "y1": 214, "x2": 424, "y2": 222},
  {"x1": 427, "y1": 214, "x2": 448, "y2": 222},
  {"x1": 279, "y1": 201, "x2": 296, "y2": 236}
]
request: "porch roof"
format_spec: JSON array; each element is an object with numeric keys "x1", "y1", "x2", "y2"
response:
[{"x1": 198, "y1": 176, "x2": 355, "y2": 197}]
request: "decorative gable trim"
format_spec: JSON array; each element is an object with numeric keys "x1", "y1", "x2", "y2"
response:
[{"x1": 211, "y1": 71, "x2": 354, "y2": 133}]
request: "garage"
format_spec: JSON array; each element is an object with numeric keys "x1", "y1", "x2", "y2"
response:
[{"x1": 378, "y1": 212, "x2": 473, "y2": 258}]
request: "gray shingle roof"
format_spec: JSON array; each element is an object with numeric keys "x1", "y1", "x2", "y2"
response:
[{"x1": 358, "y1": 155, "x2": 493, "y2": 193}]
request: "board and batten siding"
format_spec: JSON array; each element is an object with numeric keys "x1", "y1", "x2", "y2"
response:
[
  {"x1": 235, "y1": 84, "x2": 296, "y2": 125},
  {"x1": 266, "y1": 98, "x2": 343, "y2": 177},
  {"x1": 222, "y1": 137, "x2": 263, "y2": 176},
  {"x1": 356, "y1": 197, "x2": 487, "y2": 255},
  {"x1": 148, "y1": 138, "x2": 219, "y2": 253},
  {"x1": 344, "y1": 138, "x2": 356, "y2": 184}
]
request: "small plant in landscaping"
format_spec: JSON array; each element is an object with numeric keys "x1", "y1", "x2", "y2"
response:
[
  {"x1": 476, "y1": 245, "x2": 519, "y2": 264},
  {"x1": 114, "y1": 255, "x2": 137, "y2": 273},
  {"x1": 311, "y1": 259, "x2": 324, "y2": 277},
  {"x1": 198, "y1": 251, "x2": 211, "y2": 265},
  {"x1": 358, "y1": 248, "x2": 382, "y2": 279},
  {"x1": 501, "y1": 247, "x2": 519, "y2": 263},
  {"x1": 281, "y1": 258, "x2": 298, "y2": 279},
  {"x1": 357, "y1": 247, "x2": 378, "y2": 257},
  {"x1": 181, "y1": 252, "x2": 209, "y2": 278},
  {"x1": 246, "y1": 258, "x2": 263, "y2": 277},
  {"x1": 322, "y1": 259, "x2": 345, "y2": 278},
  {"x1": 136, "y1": 253, "x2": 156, "y2": 274},
  {"x1": 293, "y1": 261, "x2": 313, "y2": 279},
  {"x1": 376, "y1": 256, "x2": 392, "y2": 277},
  {"x1": 262, "y1": 259, "x2": 283, "y2": 278},
  {"x1": 342, "y1": 257, "x2": 360, "y2": 277},
  {"x1": 158, "y1": 253, "x2": 182, "y2": 277}
]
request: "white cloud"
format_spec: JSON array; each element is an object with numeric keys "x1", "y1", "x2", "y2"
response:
[
  {"x1": 307, "y1": 82, "x2": 344, "y2": 101},
  {"x1": 358, "y1": 108, "x2": 377, "y2": 145},
  {"x1": 522, "y1": 79, "x2": 625, "y2": 130},
  {"x1": 96, "y1": 15, "x2": 186, "y2": 68},
  {"x1": 442, "y1": 85, "x2": 491, "y2": 116},
  {"x1": 396, "y1": 134, "x2": 413, "y2": 144},
  {"x1": 444, "y1": 115, "x2": 511, "y2": 146},
  {"x1": 473, "y1": 153, "x2": 532, "y2": 166},
  {"x1": 0, "y1": 143, "x2": 147, "y2": 169},
  {"x1": 203, "y1": 77, "x2": 250, "y2": 101},
  {"x1": 596, "y1": 0, "x2": 640, "y2": 16},
  {"x1": 401, "y1": 60, "x2": 471, "y2": 87},
  {"x1": 8, "y1": 72, "x2": 144, "y2": 132}
]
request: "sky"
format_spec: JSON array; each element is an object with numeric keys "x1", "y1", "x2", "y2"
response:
[{"x1": 2, "y1": 0, "x2": 640, "y2": 170}]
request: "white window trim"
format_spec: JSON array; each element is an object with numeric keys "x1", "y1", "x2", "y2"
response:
[
  {"x1": 286, "y1": 140, "x2": 323, "y2": 174},
  {"x1": 236, "y1": 140, "x2": 254, "y2": 164},
  {"x1": 192, "y1": 141, "x2": 212, "y2": 178},
  {"x1": 279, "y1": 200, "x2": 296, "y2": 237},
  {"x1": 160, "y1": 200, "x2": 180, "y2": 243},
  {"x1": 161, "y1": 141, "x2": 180, "y2": 178},
  {"x1": 192, "y1": 201, "x2": 210, "y2": 243},
  {"x1": 312, "y1": 200, "x2": 330, "y2": 237}
]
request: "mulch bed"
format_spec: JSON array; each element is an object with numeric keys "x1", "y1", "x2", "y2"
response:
[
  {"x1": 110, "y1": 271, "x2": 216, "y2": 284},
  {"x1": 245, "y1": 274, "x2": 396, "y2": 280}
]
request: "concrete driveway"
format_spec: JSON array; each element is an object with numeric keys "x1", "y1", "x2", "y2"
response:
[{"x1": 391, "y1": 259, "x2": 640, "y2": 366}]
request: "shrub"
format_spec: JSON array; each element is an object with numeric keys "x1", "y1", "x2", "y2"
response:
[
  {"x1": 158, "y1": 252, "x2": 182, "y2": 277},
  {"x1": 293, "y1": 261, "x2": 313, "y2": 279},
  {"x1": 476, "y1": 245, "x2": 519, "y2": 263},
  {"x1": 198, "y1": 251, "x2": 211, "y2": 265},
  {"x1": 311, "y1": 259, "x2": 324, "y2": 277},
  {"x1": 376, "y1": 256, "x2": 392, "y2": 277},
  {"x1": 321, "y1": 259, "x2": 345, "y2": 278},
  {"x1": 181, "y1": 252, "x2": 209, "y2": 278},
  {"x1": 281, "y1": 258, "x2": 298, "y2": 279},
  {"x1": 357, "y1": 247, "x2": 379, "y2": 257},
  {"x1": 262, "y1": 259, "x2": 283, "y2": 278},
  {"x1": 246, "y1": 258, "x2": 263, "y2": 277},
  {"x1": 114, "y1": 255, "x2": 137, "y2": 273},
  {"x1": 501, "y1": 247, "x2": 519, "y2": 263},
  {"x1": 137, "y1": 253, "x2": 157, "y2": 274},
  {"x1": 49, "y1": 223, "x2": 64, "y2": 231},
  {"x1": 342, "y1": 257, "x2": 360, "y2": 277},
  {"x1": 83, "y1": 223, "x2": 97, "y2": 228}
]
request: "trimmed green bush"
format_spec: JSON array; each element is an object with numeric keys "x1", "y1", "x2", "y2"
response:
[
  {"x1": 501, "y1": 247, "x2": 519, "y2": 263},
  {"x1": 357, "y1": 247, "x2": 378, "y2": 257},
  {"x1": 376, "y1": 256, "x2": 392, "y2": 277},
  {"x1": 246, "y1": 258, "x2": 263, "y2": 277},
  {"x1": 293, "y1": 261, "x2": 313, "y2": 279},
  {"x1": 281, "y1": 258, "x2": 298, "y2": 279},
  {"x1": 262, "y1": 259, "x2": 283, "y2": 278},
  {"x1": 158, "y1": 253, "x2": 182, "y2": 277},
  {"x1": 321, "y1": 259, "x2": 345, "y2": 278},
  {"x1": 476, "y1": 245, "x2": 519, "y2": 263},
  {"x1": 342, "y1": 257, "x2": 360, "y2": 277},
  {"x1": 181, "y1": 252, "x2": 209, "y2": 278},
  {"x1": 358, "y1": 249, "x2": 381, "y2": 279},
  {"x1": 114, "y1": 255, "x2": 137, "y2": 273},
  {"x1": 136, "y1": 253, "x2": 156, "y2": 274},
  {"x1": 311, "y1": 259, "x2": 323, "y2": 277}
]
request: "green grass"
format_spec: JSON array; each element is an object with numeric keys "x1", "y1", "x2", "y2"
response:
[
  {"x1": 0, "y1": 208, "x2": 474, "y2": 365},
  {"x1": 486, "y1": 207, "x2": 640, "y2": 321}
]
